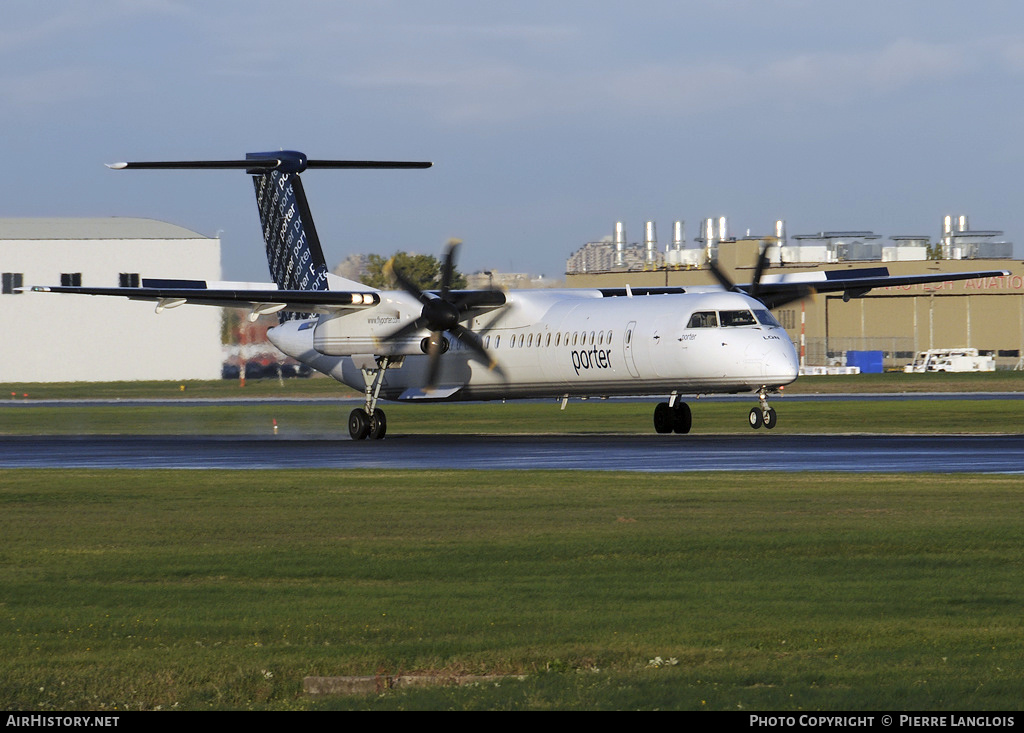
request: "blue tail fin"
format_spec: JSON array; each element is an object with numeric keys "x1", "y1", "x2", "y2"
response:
[{"x1": 248, "y1": 151, "x2": 330, "y2": 302}]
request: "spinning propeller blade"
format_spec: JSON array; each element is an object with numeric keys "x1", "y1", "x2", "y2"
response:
[
  {"x1": 378, "y1": 240, "x2": 504, "y2": 389},
  {"x1": 710, "y1": 243, "x2": 818, "y2": 309},
  {"x1": 707, "y1": 258, "x2": 740, "y2": 292},
  {"x1": 710, "y1": 243, "x2": 770, "y2": 300}
]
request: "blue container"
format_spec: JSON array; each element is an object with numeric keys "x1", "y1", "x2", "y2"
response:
[{"x1": 846, "y1": 350, "x2": 884, "y2": 373}]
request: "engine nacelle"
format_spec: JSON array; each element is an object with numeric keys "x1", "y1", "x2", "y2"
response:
[{"x1": 313, "y1": 309, "x2": 425, "y2": 356}]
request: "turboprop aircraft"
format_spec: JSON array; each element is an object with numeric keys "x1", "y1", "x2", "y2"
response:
[{"x1": 30, "y1": 151, "x2": 1010, "y2": 439}]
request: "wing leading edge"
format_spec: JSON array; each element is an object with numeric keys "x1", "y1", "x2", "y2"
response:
[{"x1": 29, "y1": 282, "x2": 381, "y2": 317}]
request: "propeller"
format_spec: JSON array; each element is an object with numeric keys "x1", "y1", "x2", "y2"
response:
[
  {"x1": 379, "y1": 240, "x2": 504, "y2": 389},
  {"x1": 708, "y1": 242, "x2": 815, "y2": 309},
  {"x1": 708, "y1": 243, "x2": 769, "y2": 295}
]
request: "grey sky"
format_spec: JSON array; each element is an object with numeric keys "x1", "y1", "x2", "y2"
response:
[{"x1": 4, "y1": 1, "x2": 1023, "y2": 281}]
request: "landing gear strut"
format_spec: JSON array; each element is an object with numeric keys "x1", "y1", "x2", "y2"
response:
[
  {"x1": 349, "y1": 356, "x2": 396, "y2": 441},
  {"x1": 653, "y1": 394, "x2": 692, "y2": 434},
  {"x1": 748, "y1": 387, "x2": 778, "y2": 430}
]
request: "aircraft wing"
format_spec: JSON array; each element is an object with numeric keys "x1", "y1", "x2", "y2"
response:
[
  {"x1": 27, "y1": 279, "x2": 509, "y2": 318},
  {"x1": 28, "y1": 278, "x2": 382, "y2": 317},
  {"x1": 747, "y1": 267, "x2": 1011, "y2": 308}
]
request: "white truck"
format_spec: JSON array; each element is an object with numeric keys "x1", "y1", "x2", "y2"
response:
[{"x1": 903, "y1": 348, "x2": 995, "y2": 373}]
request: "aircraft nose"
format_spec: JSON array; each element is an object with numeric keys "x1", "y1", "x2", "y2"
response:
[{"x1": 764, "y1": 337, "x2": 799, "y2": 385}]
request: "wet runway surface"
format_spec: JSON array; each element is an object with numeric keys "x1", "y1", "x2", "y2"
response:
[{"x1": 2, "y1": 433, "x2": 1023, "y2": 473}]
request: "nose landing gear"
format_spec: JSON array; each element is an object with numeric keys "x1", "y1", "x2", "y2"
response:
[{"x1": 748, "y1": 387, "x2": 778, "y2": 430}]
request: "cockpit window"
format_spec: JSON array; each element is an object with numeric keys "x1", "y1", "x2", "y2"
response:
[
  {"x1": 753, "y1": 309, "x2": 782, "y2": 327},
  {"x1": 720, "y1": 310, "x2": 757, "y2": 327},
  {"x1": 686, "y1": 311, "x2": 718, "y2": 328}
]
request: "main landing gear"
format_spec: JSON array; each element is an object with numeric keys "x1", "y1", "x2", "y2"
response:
[
  {"x1": 348, "y1": 406, "x2": 387, "y2": 441},
  {"x1": 348, "y1": 356, "x2": 396, "y2": 441},
  {"x1": 748, "y1": 387, "x2": 778, "y2": 430},
  {"x1": 653, "y1": 396, "x2": 692, "y2": 434}
]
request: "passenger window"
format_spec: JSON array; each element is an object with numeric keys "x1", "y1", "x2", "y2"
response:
[
  {"x1": 527, "y1": 333, "x2": 533, "y2": 348},
  {"x1": 720, "y1": 310, "x2": 757, "y2": 327},
  {"x1": 494, "y1": 335, "x2": 500, "y2": 348},
  {"x1": 686, "y1": 311, "x2": 718, "y2": 328},
  {"x1": 518, "y1": 333, "x2": 525, "y2": 347},
  {"x1": 589, "y1": 332, "x2": 595, "y2": 345}
]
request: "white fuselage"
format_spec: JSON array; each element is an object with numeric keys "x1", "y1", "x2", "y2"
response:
[{"x1": 267, "y1": 288, "x2": 800, "y2": 401}]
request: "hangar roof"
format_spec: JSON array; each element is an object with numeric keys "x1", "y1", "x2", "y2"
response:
[{"x1": 0, "y1": 217, "x2": 212, "y2": 240}]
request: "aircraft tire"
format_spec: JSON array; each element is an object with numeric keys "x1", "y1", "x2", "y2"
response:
[
  {"x1": 672, "y1": 402, "x2": 692, "y2": 434},
  {"x1": 368, "y1": 408, "x2": 387, "y2": 440},
  {"x1": 748, "y1": 407, "x2": 763, "y2": 429},
  {"x1": 763, "y1": 408, "x2": 777, "y2": 430},
  {"x1": 348, "y1": 408, "x2": 371, "y2": 440},
  {"x1": 653, "y1": 402, "x2": 674, "y2": 434}
]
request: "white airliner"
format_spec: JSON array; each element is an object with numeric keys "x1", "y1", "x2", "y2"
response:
[{"x1": 31, "y1": 151, "x2": 1009, "y2": 439}]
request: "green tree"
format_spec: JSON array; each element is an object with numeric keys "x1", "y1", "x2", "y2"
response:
[{"x1": 361, "y1": 251, "x2": 467, "y2": 290}]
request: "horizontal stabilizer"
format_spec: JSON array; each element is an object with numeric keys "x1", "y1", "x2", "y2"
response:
[{"x1": 108, "y1": 150, "x2": 432, "y2": 174}]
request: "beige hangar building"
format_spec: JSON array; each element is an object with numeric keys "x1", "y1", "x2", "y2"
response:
[
  {"x1": 0, "y1": 218, "x2": 223, "y2": 382},
  {"x1": 566, "y1": 219, "x2": 1024, "y2": 371}
]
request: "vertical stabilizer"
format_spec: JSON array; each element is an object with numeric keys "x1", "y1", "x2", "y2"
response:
[{"x1": 248, "y1": 152, "x2": 330, "y2": 300}]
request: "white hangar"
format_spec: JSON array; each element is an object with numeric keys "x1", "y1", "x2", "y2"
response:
[{"x1": 0, "y1": 218, "x2": 223, "y2": 382}]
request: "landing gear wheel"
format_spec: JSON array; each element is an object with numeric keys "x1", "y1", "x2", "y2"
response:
[
  {"x1": 762, "y1": 407, "x2": 777, "y2": 430},
  {"x1": 348, "y1": 408, "x2": 370, "y2": 441},
  {"x1": 748, "y1": 407, "x2": 764, "y2": 429},
  {"x1": 368, "y1": 408, "x2": 387, "y2": 440},
  {"x1": 672, "y1": 402, "x2": 692, "y2": 434},
  {"x1": 653, "y1": 402, "x2": 674, "y2": 434}
]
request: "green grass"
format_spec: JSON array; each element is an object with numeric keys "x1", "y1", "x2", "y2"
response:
[
  {"x1": 1, "y1": 469, "x2": 1021, "y2": 710},
  {"x1": 784, "y1": 370, "x2": 1024, "y2": 394},
  {"x1": 1, "y1": 398, "x2": 1021, "y2": 435},
  {"x1": 2, "y1": 368, "x2": 1024, "y2": 401}
]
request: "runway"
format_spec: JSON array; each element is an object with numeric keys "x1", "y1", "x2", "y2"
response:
[{"x1": 2, "y1": 433, "x2": 1023, "y2": 473}]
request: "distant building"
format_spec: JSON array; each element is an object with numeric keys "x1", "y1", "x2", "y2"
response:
[
  {"x1": 789, "y1": 231, "x2": 883, "y2": 262},
  {"x1": 0, "y1": 218, "x2": 223, "y2": 382},
  {"x1": 567, "y1": 215, "x2": 1014, "y2": 273},
  {"x1": 465, "y1": 270, "x2": 560, "y2": 290},
  {"x1": 566, "y1": 232, "x2": 666, "y2": 274}
]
